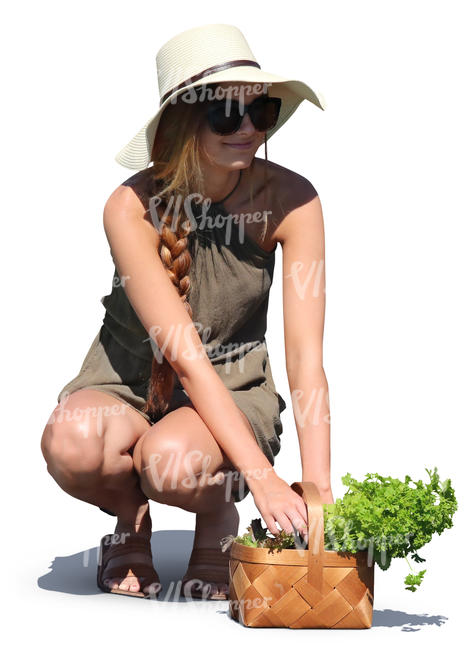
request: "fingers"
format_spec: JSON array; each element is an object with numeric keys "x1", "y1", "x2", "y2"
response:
[
  {"x1": 288, "y1": 512, "x2": 308, "y2": 541},
  {"x1": 260, "y1": 510, "x2": 309, "y2": 542},
  {"x1": 254, "y1": 479, "x2": 311, "y2": 541},
  {"x1": 258, "y1": 504, "x2": 309, "y2": 539},
  {"x1": 274, "y1": 511, "x2": 294, "y2": 536},
  {"x1": 261, "y1": 513, "x2": 280, "y2": 536}
]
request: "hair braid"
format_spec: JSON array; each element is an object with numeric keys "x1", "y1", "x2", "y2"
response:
[
  {"x1": 142, "y1": 199, "x2": 195, "y2": 421},
  {"x1": 138, "y1": 93, "x2": 207, "y2": 422}
]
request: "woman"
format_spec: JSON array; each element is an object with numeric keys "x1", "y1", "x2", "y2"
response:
[{"x1": 41, "y1": 24, "x2": 334, "y2": 601}]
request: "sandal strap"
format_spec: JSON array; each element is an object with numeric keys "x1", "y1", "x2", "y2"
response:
[
  {"x1": 99, "y1": 534, "x2": 153, "y2": 564},
  {"x1": 101, "y1": 562, "x2": 159, "y2": 578},
  {"x1": 183, "y1": 546, "x2": 231, "y2": 582},
  {"x1": 102, "y1": 533, "x2": 152, "y2": 548},
  {"x1": 188, "y1": 546, "x2": 230, "y2": 568},
  {"x1": 182, "y1": 566, "x2": 229, "y2": 582}
]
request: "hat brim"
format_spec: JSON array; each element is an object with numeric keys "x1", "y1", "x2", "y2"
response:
[{"x1": 114, "y1": 66, "x2": 326, "y2": 170}]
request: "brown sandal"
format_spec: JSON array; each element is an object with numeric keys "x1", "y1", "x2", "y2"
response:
[
  {"x1": 97, "y1": 533, "x2": 162, "y2": 599},
  {"x1": 180, "y1": 546, "x2": 231, "y2": 600}
]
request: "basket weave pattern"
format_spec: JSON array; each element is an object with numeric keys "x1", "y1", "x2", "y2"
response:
[{"x1": 229, "y1": 482, "x2": 374, "y2": 628}]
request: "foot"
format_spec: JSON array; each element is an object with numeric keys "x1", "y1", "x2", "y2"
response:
[
  {"x1": 181, "y1": 499, "x2": 239, "y2": 600},
  {"x1": 99, "y1": 502, "x2": 161, "y2": 596}
]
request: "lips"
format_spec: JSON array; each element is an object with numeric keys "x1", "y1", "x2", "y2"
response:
[{"x1": 224, "y1": 141, "x2": 254, "y2": 149}]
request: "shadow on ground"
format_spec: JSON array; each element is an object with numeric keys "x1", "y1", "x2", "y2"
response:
[
  {"x1": 38, "y1": 529, "x2": 201, "y2": 602},
  {"x1": 37, "y1": 532, "x2": 450, "y2": 627}
]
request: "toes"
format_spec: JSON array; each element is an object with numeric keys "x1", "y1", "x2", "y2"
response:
[
  {"x1": 202, "y1": 580, "x2": 228, "y2": 596},
  {"x1": 201, "y1": 582, "x2": 214, "y2": 597},
  {"x1": 102, "y1": 571, "x2": 160, "y2": 595},
  {"x1": 212, "y1": 582, "x2": 229, "y2": 597},
  {"x1": 119, "y1": 576, "x2": 141, "y2": 592},
  {"x1": 188, "y1": 579, "x2": 228, "y2": 598},
  {"x1": 117, "y1": 576, "x2": 161, "y2": 594},
  {"x1": 104, "y1": 576, "x2": 140, "y2": 592}
]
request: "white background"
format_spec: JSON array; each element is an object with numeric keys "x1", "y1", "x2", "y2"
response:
[{"x1": 2, "y1": 0, "x2": 473, "y2": 646}]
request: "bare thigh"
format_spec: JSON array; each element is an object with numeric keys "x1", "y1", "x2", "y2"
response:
[
  {"x1": 133, "y1": 402, "x2": 256, "y2": 506},
  {"x1": 41, "y1": 388, "x2": 151, "y2": 489}
]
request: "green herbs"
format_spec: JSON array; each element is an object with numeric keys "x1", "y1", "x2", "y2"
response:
[
  {"x1": 325, "y1": 466, "x2": 457, "y2": 591},
  {"x1": 229, "y1": 467, "x2": 457, "y2": 592},
  {"x1": 233, "y1": 518, "x2": 296, "y2": 551}
]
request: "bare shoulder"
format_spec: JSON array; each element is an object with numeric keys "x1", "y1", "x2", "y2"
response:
[
  {"x1": 103, "y1": 168, "x2": 160, "y2": 246},
  {"x1": 253, "y1": 157, "x2": 320, "y2": 246}
]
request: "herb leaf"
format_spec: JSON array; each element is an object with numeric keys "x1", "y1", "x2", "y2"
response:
[{"x1": 233, "y1": 467, "x2": 457, "y2": 593}]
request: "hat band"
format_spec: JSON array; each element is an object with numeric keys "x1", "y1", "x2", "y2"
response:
[{"x1": 160, "y1": 59, "x2": 261, "y2": 105}]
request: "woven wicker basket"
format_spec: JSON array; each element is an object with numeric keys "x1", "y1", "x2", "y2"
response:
[{"x1": 229, "y1": 481, "x2": 374, "y2": 628}]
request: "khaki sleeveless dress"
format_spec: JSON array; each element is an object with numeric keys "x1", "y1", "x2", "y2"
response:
[{"x1": 56, "y1": 169, "x2": 287, "y2": 503}]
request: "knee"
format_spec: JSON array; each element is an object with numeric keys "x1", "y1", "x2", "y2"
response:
[
  {"x1": 137, "y1": 434, "x2": 208, "y2": 503},
  {"x1": 41, "y1": 405, "x2": 105, "y2": 482}
]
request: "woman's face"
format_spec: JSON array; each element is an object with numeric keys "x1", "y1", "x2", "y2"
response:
[{"x1": 198, "y1": 82, "x2": 267, "y2": 170}]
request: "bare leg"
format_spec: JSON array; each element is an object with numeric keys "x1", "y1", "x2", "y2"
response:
[
  {"x1": 133, "y1": 403, "x2": 257, "y2": 597},
  {"x1": 41, "y1": 389, "x2": 156, "y2": 593}
]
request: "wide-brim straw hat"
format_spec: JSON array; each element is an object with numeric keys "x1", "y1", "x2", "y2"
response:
[{"x1": 115, "y1": 23, "x2": 327, "y2": 170}]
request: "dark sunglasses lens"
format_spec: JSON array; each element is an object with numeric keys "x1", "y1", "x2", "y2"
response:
[
  {"x1": 206, "y1": 96, "x2": 282, "y2": 134},
  {"x1": 250, "y1": 97, "x2": 281, "y2": 131},
  {"x1": 207, "y1": 102, "x2": 241, "y2": 135}
]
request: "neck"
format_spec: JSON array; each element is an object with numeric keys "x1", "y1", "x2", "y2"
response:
[{"x1": 201, "y1": 162, "x2": 244, "y2": 204}]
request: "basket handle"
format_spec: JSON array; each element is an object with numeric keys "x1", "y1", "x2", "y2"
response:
[{"x1": 290, "y1": 481, "x2": 325, "y2": 594}]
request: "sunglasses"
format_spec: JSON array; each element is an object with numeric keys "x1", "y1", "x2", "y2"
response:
[{"x1": 205, "y1": 94, "x2": 282, "y2": 136}]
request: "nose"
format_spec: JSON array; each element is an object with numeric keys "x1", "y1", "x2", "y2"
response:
[{"x1": 236, "y1": 112, "x2": 257, "y2": 136}]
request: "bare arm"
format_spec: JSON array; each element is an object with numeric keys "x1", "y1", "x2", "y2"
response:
[
  {"x1": 103, "y1": 184, "x2": 309, "y2": 533},
  {"x1": 276, "y1": 183, "x2": 334, "y2": 504}
]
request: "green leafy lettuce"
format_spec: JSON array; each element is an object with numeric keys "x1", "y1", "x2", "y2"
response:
[{"x1": 229, "y1": 467, "x2": 457, "y2": 592}]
